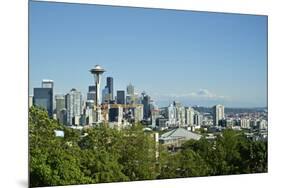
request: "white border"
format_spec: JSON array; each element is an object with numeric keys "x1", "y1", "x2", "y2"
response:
[{"x1": 1, "y1": 0, "x2": 280, "y2": 188}]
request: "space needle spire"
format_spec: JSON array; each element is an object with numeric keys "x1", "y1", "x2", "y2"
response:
[{"x1": 90, "y1": 65, "x2": 106, "y2": 123}]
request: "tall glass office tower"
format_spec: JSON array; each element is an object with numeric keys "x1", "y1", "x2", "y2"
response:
[
  {"x1": 106, "y1": 77, "x2": 114, "y2": 100},
  {"x1": 116, "y1": 90, "x2": 125, "y2": 104},
  {"x1": 33, "y1": 80, "x2": 54, "y2": 117},
  {"x1": 33, "y1": 88, "x2": 53, "y2": 117}
]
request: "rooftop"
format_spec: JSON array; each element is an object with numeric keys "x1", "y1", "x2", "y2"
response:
[{"x1": 160, "y1": 127, "x2": 201, "y2": 141}]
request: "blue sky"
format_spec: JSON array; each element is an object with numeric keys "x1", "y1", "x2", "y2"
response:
[{"x1": 29, "y1": 1, "x2": 267, "y2": 107}]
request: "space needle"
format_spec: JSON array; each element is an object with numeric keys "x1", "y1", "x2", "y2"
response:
[{"x1": 90, "y1": 65, "x2": 105, "y2": 123}]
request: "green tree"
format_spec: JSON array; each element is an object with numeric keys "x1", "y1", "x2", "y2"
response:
[
  {"x1": 249, "y1": 140, "x2": 268, "y2": 173},
  {"x1": 78, "y1": 125, "x2": 129, "y2": 183},
  {"x1": 118, "y1": 124, "x2": 157, "y2": 181},
  {"x1": 29, "y1": 107, "x2": 92, "y2": 187},
  {"x1": 158, "y1": 140, "x2": 209, "y2": 178},
  {"x1": 29, "y1": 106, "x2": 267, "y2": 186},
  {"x1": 158, "y1": 152, "x2": 181, "y2": 179},
  {"x1": 179, "y1": 149, "x2": 209, "y2": 177}
]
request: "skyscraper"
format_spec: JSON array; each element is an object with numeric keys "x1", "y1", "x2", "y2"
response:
[
  {"x1": 116, "y1": 90, "x2": 125, "y2": 104},
  {"x1": 166, "y1": 103, "x2": 176, "y2": 127},
  {"x1": 65, "y1": 88, "x2": 82, "y2": 126},
  {"x1": 55, "y1": 94, "x2": 66, "y2": 124},
  {"x1": 126, "y1": 83, "x2": 138, "y2": 105},
  {"x1": 87, "y1": 85, "x2": 96, "y2": 101},
  {"x1": 106, "y1": 77, "x2": 114, "y2": 100},
  {"x1": 142, "y1": 94, "x2": 151, "y2": 120},
  {"x1": 173, "y1": 101, "x2": 185, "y2": 127},
  {"x1": 55, "y1": 95, "x2": 65, "y2": 112},
  {"x1": 127, "y1": 83, "x2": 134, "y2": 96},
  {"x1": 102, "y1": 86, "x2": 110, "y2": 103},
  {"x1": 33, "y1": 85, "x2": 53, "y2": 117},
  {"x1": 33, "y1": 79, "x2": 54, "y2": 117},
  {"x1": 186, "y1": 107, "x2": 195, "y2": 126},
  {"x1": 42, "y1": 79, "x2": 54, "y2": 88},
  {"x1": 213, "y1": 104, "x2": 225, "y2": 126},
  {"x1": 194, "y1": 111, "x2": 203, "y2": 127},
  {"x1": 88, "y1": 85, "x2": 95, "y2": 92},
  {"x1": 134, "y1": 105, "x2": 144, "y2": 122}
]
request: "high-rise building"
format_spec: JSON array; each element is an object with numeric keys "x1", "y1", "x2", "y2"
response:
[
  {"x1": 42, "y1": 79, "x2": 54, "y2": 88},
  {"x1": 58, "y1": 109, "x2": 67, "y2": 125},
  {"x1": 85, "y1": 100, "x2": 94, "y2": 108},
  {"x1": 84, "y1": 106, "x2": 94, "y2": 126},
  {"x1": 239, "y1": 118, "x2": 250, "y2": 129},
  {"x1": 149, "y1": 100, "x2": 159, "y2": 127},
  {"x1": 116, "y1": 90, "x2": 125, "y2": 104},
  {"x1": 194, "y1": 111, "x2": 203, "y2": 127},
  {"x1": 126, "y1": 95, "x2": 133, "y2": 104},
  {"x1": 166, "y1": 103, "x2": 176, "y2": 127},
  {"x1": 213, "y1": 104, "x2": 225, "y2": 126},
  {"x1": 106, "y1": 77, "x2": 114, "y2": 100},
  {"x1": 109, "y1": 105, "x2": 123, "y2": 127},
  {"x1": 102, "y1": 86, "x2": 110, "y2": 103},
  {"x1": 33, "y1": 79, "x2": 54, "y2": 117},
  {"x1": 173, "y1": 101, "x2": 185, "y2": 127},
  {"x1": 88, "y1": 85, "x2": 95, "y2": 92},
  {"x1": 132, "y1": 105, "x2": 144, "y2": 123},
  {"x1": 127, "y1": 83, "x2": 134, "y2": 96},
  {"x1": 156, "y1": 117, "x2": 168, "y2": 129},
  {"x1": 33, "y1": 87, "x2": 53, "y2": 117},
  {"x1": 65, "y1": 88, "x2": 82, "y2": 126},
  {"x1": 87, "y1": 85, "x2": 96, "y2": 101},
  {"x1": 186, "y1": 107, "x2": 195, "y2": 126},
  {"x1": 257, "y1": 119, "x2": 267, "y2": 130},
  {"x1": 55, "y1": 95, "x2": 65, "y2": 112},
  {"x1": 55, "y1": 94, "x2": 66, "y2": 124},
  {"x1": 142, "y1": 93, "x2": 151, "y2": 120},
  {"x1": 250, "y1": 120, "x2": 258, "y2": 128}
]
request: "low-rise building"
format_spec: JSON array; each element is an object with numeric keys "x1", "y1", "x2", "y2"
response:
[{"x1": 159, "y1": 128, "x2": 201, "y2": 149}]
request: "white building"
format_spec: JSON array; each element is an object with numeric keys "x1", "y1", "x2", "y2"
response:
[
  {"x1": 176, "y1": 106, "x2": 186, "y2": 127},
  {"x1": 213, "y1": 104, "x2": 225, "y2": 126},
  {"x1": 194, "y1": 111, "x2": 203, "y2": 129},
  {"x1": 166, "y1": 104, "x2": 177, "y2": 127},
  {"x1": 186, "y1": 107, "x2": 195, "y2": 126},
  {"x1": 240, "y1": 118, "x2": 250, "y2": 129},
  {"x1": 84, "y1": 106, "x2": 94, "y2": 126},
  {"x1": 258, "y1": 119, "x2": 268, "y2": 130},
  {"x1": 65, "y1": 89, "x2": 82, "y2": 126},
  {"x1": 134, "y1": 105, "x2": 144, "y2": 122}
]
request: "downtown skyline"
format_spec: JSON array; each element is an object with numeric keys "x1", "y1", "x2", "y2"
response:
[{"x1": 29, "y1": 1, "x2": 267, "y2": 108}]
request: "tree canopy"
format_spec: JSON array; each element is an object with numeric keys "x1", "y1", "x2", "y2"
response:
[{"x1": 29, "y1": 107, "x2": 267, "y2": 187}]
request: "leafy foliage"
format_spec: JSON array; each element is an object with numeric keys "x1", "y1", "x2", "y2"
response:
[
  {"x1": 159, "y1": 129, "x2": 267, "y2": 179},
  {"x1": 29, "y1": 107, "x2": 267, "y2": 187}
]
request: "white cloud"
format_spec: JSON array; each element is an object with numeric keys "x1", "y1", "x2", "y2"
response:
[
  {"x1": 151, "y1": 89, "x2": 229, "y2": 100},
  {"x1": 186, "y1": 89, "x2": 227, "y2": 99}
]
